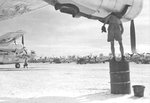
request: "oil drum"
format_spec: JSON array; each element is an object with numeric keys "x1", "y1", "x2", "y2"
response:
[{"x1": 109, "y1": 59, "x2": 131, "y2": 94}]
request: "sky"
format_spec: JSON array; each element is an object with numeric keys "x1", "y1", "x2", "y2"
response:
[{"x1": 0, "y1": 0, "x2": 150, "y2": 57}]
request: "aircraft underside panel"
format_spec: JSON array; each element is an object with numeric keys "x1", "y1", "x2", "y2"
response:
[{"x1": 71, "y1": 0, "x2": 102, "y2": 11}]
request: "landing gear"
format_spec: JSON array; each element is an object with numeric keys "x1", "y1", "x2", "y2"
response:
[{"x1": 15, "y1": 63, "x2": 20, "y2": 68}]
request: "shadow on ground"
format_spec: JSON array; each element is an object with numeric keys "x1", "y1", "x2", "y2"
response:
[
  {"x1": 78, "y1": 91, "x2": 124, "y2": 102},
  {"x1": 0, "y1": 91, "x2": 127, "y2": 103},
  {"x1": 0, "y1": 68, "x2": 50, "y2": 71},
  {"x1": 0, "y1": 96, "x2": 80, "y2": 103}
]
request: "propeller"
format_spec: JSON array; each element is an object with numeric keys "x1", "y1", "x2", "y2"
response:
[
  {"x1": 130, "y1": 20, "x2": 137, "y2": 54},
  {"x1": 23, "y1": 47, "x2": 28, "y2": 54},
  {"x1": 22, "y1": 35, "x2": 24, "y2": 46},
  {"x1": 21, "y1": 35, "x2": 28, "y2": 56}
]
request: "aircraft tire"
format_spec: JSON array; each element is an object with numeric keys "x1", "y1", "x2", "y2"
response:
[{"x1": 15, "y1": 63, "x2": 20, "y2": 68}]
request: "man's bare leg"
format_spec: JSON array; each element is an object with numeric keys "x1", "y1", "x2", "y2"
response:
[
  {"x1": 111, "y1": 41, "x2": 116, "y2": 59},
  {"x1": 118, "y1": 41, "x2": 125, "y2": 59}
]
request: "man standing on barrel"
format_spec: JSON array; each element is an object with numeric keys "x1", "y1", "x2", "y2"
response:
[{"x1": 101, "y1": 5, "x2": 130, "y2": 60}]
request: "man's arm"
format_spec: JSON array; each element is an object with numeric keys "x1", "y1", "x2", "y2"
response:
[
  {"x1": 101, "y1": 15, "x2": 111, "y2": 33},
  {"x1": 103, "y1": 15, "x2": 111, "y2": 26}
]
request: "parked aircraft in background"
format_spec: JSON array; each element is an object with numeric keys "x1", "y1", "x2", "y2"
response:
[{"x1": 0, "y1": 30, "x2": 29, "y2": 68}]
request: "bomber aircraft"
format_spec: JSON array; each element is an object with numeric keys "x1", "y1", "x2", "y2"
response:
[
  {"x1": 0, "y1": 30, "x2": 28, "y2": 68},
  {"x1": 0, "y1": 0, "x2": 143, "y2": 54}
]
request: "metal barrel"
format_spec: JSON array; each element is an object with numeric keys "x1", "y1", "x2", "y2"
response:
[{"x1": 109, "y1": 59, "x2": 131, "y2": 94}]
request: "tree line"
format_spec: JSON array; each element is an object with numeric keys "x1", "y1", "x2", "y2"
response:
[{"x1": 28, "y1": 53, "x2": 150, "y2": 64}]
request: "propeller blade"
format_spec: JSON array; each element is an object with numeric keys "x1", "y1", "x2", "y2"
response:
[
  {"x1": 24, "y1": 48, "x2": 28, "y2": 54},
  {"x1": 22, "y1": 46, "x2": 28, "y2": 55},
  {"x1": 22, "y1": 35, "x2": 24, "y2": 45},
  {"x1": 130, "y1": 20, "x2": 136, "y2": 53}
]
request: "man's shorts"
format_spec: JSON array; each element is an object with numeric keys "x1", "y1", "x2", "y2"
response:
[{"x1": 107, "y1": 25, "x2": 122, "y2": 42}]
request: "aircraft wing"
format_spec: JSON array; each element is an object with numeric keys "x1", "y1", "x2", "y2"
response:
[
  {"x1": 0, "y1": 0, "x2": 143, "y2": 22},
  {"x1": 0, "y1": 30, "x2": 25, "y2": 45},
  {"x1": 0, "y1": 0, "x2": 47, "y2": 21}
]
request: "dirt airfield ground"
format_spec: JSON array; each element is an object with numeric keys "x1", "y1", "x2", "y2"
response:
[{"x1": 0, "y1": 63, "x2": 149, "y2": 103}]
